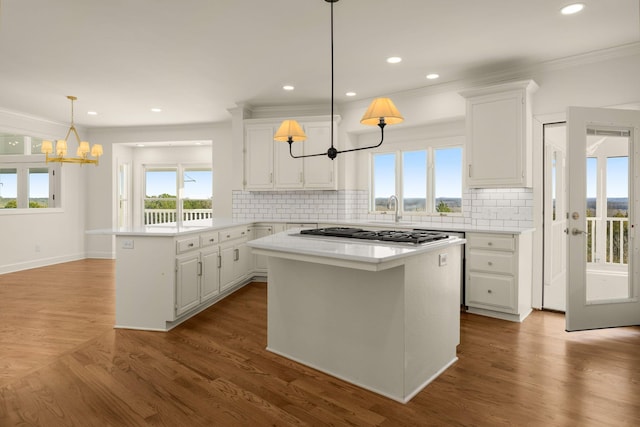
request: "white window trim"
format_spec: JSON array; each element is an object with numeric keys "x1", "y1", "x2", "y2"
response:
[
  {"x1": 0, "y1": 155, "x2": 60, "y2": 213},
  {"x1": 369, "y1": 138, "x2": 464, "y2": 217},
  {"x1": 141, "y1": 163, "x2": 212, "y2": 226}
]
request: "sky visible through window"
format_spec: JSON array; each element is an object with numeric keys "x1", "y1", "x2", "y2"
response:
[
  {"x1": 374, "y1": 149, "x2": 462, "y2": 201},
  {"x1": 145, "y1": 170, "x2": 212, "y2": 199}
]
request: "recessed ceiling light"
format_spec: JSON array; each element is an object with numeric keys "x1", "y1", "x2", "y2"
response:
[
  {"x1": 283, "y1": 85, "x2": 295, "y2": 91},
  {"x1": 386, "y1": 56, "x2": 402, "y2": 64},
  {"x1": 426, "y1": 73, "x2": 440, "y2": 80},
  {"x1": 345, "y1": 91, "x2": 356, "y2": 97},
  {"x1": 561, "y1": 3, "x2": 584, "y2": 15},
  {"x1": 87, "y1": 111, "x2": 98, "y2": 116},
  {"x1": 151, "y1": 108, "x2": 162, "y2": 113}
]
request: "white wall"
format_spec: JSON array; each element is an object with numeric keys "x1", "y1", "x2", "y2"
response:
[
  {"x1": 0, "y1": 110, "x2": 89, "y2": 273},
  {"x1": 85, "y1": 122, "x2": 233, "y2": 258}
]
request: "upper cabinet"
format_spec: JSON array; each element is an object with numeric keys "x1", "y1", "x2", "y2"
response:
[
  {"x1": 460, "y1": 80, "x2": 538, "y2": 188},
  {"x1": 244, "y1": 118, "x2": 338, "y2": 191}
]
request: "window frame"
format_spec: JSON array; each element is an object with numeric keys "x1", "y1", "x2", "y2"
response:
[
  {"x1": 0, "y1": 155, "x2": 60, "y2": 213},
  {"x1": 369, "y1": 139, "x2": 464, "y2": 216},
  {"x1": 142, "y1": 163, "x2": 212, "y2": 226}
]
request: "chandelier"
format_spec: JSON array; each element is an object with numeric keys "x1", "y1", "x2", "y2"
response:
[
  {"x1": 274, "y1": 0, "x2": 404, "y2": 160},
  {"x1": 41, "y1": 96, "x2": 103, "y2": 165}
]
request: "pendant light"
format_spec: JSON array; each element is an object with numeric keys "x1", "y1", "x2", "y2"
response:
[
  {"x1": 41, "y1": 96, "x2": 103, "y2": 165},
  {"x1": 274, "y1": 0, "x2": 404, "y2": 160}
]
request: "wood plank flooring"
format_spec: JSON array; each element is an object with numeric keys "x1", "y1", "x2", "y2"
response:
[{"x1": 0, "y1": 259, "x2": 639, "y2": 426}]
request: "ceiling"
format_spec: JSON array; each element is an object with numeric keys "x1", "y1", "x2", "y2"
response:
[{"x1": 0, "y1": 0, "x2": 638, "y2": 129}]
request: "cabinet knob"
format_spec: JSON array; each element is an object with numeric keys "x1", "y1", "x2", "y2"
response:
[
  {"x1": 487, "y1": 242, "x2": 493, "y2": 246},
  {"x1": 188, "y1": 243, "x2": 194, "y2": 247},
  {"x1": 487, "y1": 289, "x2": 493, "y2": 294},
  {"x1": 488, "y1": 261, "x2": 493, "y2": 266}
]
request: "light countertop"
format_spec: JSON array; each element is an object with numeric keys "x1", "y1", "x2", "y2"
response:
[
  {"x1": 87, "y1": 218, "x2": 534, "y2": 237},
  {"x1": 248, "y1": 228, "x2": 465, "y2": 267}
]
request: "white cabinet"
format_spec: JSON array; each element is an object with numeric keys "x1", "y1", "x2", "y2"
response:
[
  {"x1": 244, "y1": 119, "x2": 338, "y2": 191},
  {"x1": 465, "y1": 232, "x2": 533, "y2": 322},
  {"x1": 461, "y1": 80, "x2": 538, "y2": 188},
  {"x1": 219, "y1": 226, "x2": 252, "y2": 292},
  {"x1": 252, "y1": 224, "x2": 275, "y2": 273},
  {"x1": 174, "y1": 234, "x2": 221, "y2": 317},
  {"x1": 175, "y1": 252, "x2": 201, "y2": 316},
  {"x1": 245, "y1": 124, "x2": 275, "y2": 189}
]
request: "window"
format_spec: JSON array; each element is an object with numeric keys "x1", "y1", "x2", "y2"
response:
[
  {"x1": 371, "y1": 145, "x2": 463, "y2": 215},
  {"x1": 143, "y1": 165, "x2": 213, "y2": 225},
  {"x1": 372, "y1": 153, "x2": 396, "y2": 211},
  {"x1": 0, "y1": 133, "x2": 59, "y2": 210},
  {"x1": 434, "y1": 147, "x2": 462, "y2": 213}
]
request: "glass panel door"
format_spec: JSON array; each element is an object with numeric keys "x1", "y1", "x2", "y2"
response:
[{"x1": 566, "y1": 107, "x2": 640, "y2": 331}]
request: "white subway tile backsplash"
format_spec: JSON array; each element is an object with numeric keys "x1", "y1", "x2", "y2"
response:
[{"x1": 232, "y1": 187, "x2": 534, "y2": 231}]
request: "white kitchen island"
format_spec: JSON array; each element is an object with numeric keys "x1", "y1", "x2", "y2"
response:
[{"x1": 248, "y1": 230, "x2": 465, "y2": 403}]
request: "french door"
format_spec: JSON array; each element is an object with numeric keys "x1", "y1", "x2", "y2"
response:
[{"x1": 566, "y1": 107, "x2": 640, "y2": 331}]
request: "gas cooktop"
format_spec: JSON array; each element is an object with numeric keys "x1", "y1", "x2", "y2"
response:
[{"x1": 299, "y1": 227, "x2": 449, "y2": 245}]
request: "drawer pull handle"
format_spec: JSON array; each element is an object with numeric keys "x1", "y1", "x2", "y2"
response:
[
  {"x1": 188, "y1": 243, "x2": 194, "y2": 247},
  {"x1": 487, "y1": 289, "x2": 493, "y2": 294},
  {"x1": 488, "y1": 261, "x2": 493, "y2": 266},
  {"x1": 487, "y1": 242, "x2": 493, "y2": 246},
  {"x1": 209, "y1": 238, "x2": 215, "y2": 242},
  {"x1": 226, "y1": 234, "x2": 231, "y2": 238}
]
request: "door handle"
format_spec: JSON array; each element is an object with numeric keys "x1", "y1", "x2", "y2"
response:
[{"x1": 571, "y1": 228, "x2": 587, "y2": 236}]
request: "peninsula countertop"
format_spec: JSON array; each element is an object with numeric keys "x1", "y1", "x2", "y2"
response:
[{"x1": 87, "y1": 218, "x2": 533, "y2": 237}]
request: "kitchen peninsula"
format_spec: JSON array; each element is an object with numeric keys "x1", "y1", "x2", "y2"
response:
[{"x1": 248, "y1": 229, "x2": 465, "y2": 403}]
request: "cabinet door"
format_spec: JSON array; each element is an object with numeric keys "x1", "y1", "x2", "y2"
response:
[
  {"x1": 274, "y1": 140, "x2": 303, "y2": 189},
  {"x1": 200, "y1": 247, "x2": 220, "y2": 302},
  {"x1": 303, "y1": 122, "x2": 336, "y2": 189},
  {"x1": 466, "y1": 91, "x2": 524, "y2": 187},
  {"x1": 245, "y1": 125, "x2": 275, "y2": 190},
  {"x1": 236, "y1": 241, "x2": 252, "y2": 279},
  {"x1": 220, "y1": 244, "x2": 236, "y2": 291},
  {"x1": 176, "y1": 253, "x2": 201, "y2": 316},
  {"x1": 252, "y1": 226, "x2": 273, "y2": 271}
]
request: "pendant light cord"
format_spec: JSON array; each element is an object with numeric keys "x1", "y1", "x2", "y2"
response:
[{"x1": 329, "y1": 0, "x2": 335, "y2": 151}]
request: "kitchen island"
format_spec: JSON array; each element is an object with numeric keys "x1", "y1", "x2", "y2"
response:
[{"x1": 248, "y1": 229, "x2": 465, "y2": 403}]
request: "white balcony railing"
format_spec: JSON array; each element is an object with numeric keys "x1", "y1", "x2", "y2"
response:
[
  {"x1": 144, "y1": 209, "x2": 213, "y2": 225},
  {"x1": 586, "y1": 217, "x2": 629, "y2": 266}
]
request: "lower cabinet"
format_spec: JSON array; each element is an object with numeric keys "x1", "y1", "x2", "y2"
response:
[
  {"x1": 252, "y1": 224, "x2": 275, "y2": 273},
  {"x1": 465, "y1": 232, "x2": 533, "y2": 322},
  {"x1": 220, "y1": 239, "x2": 251, "y2": 291},
  {"x1": 175, "y1": 246, "x2": 221, "y2": 317}
]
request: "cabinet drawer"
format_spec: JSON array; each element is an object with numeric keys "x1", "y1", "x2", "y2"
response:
[
  {"x1": 200, "y1": 231, "x2": 219, "y2": 247},
  {"x1": 176, "y1": 236, "x2": 200, "y2": 254},
  {"x1": 466, "y1": 233, "x2": 514, "y2": 251},
  {"x1": 467, "y1": 249, "x2": 516, "y2": 275},
  {"x1": 466, "y1": 272, "x2": 514, "y2": 310},
  {"x1": 219, "y1": 227, "x2": 250, "y2": 242}
]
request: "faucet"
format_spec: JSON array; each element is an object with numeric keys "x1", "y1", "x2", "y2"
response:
[{"x1": 387, "y1": 195, "x2": 402, "y2": 223}]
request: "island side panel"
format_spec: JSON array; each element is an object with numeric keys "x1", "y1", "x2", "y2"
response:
[
  {"x1": 403, "y1": 245, "x2": 462, "y2": 400},
  {"x1": 266, "y1": 257, "x2": 406, "y2": 401},
  {"x1": 115, "y1": 235, "x2": 175, "y2": 331}
]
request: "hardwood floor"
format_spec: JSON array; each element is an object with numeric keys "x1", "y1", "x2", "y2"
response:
[{"x1": 0, "y1": 260, "x2": 639, "y2": 426}]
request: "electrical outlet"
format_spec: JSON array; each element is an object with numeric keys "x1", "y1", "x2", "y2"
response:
[
  {"x1": 439, "y1": 253, "x2": 447, "y2": 266},
  {"x1": 122, "y1": 239, "x2": 134, "y2": 249}
]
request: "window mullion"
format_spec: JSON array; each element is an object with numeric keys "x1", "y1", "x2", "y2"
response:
[
  {"x1": 396, "y1": 150, "x2": 402, "y2": 214},
  {"x1": 427, "y1": 148, "x2": 435, "y2": 214}
]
